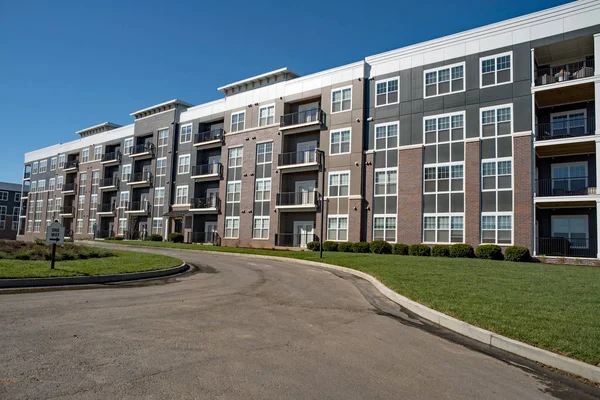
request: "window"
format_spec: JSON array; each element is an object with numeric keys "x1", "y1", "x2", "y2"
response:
[
  {"x1": 481, "y1": 160, "x2": 512, "y2": 190},
  {"x1": 39, "y1": 160, "x2": 47, "y2": 173},
  {"x1": 331, "y1": 87, "x2": 352, "y2": 113},
  {"x1": 480, "y1": 51, "x2": 512, "y2": 87},
  {"x1": 49, "y1": 157, "x2": 57, "y2": 171},
  {"x1": 225, "y1": 217, "x2": 240, "y2": 238},
  {"x1": 481, "y1": 214, "x2": 512, "y2": 244},
  {"x1": 0, "y1": 191, "x2": 7, "y2": 201},
  {"x1": 253, "y1": 216, "x2": 269, "y2": 239},
  {"x1": 330, "y1": 129, "x2": 351, "y2": 155},
  {"x1": 119, "y1": 192, "x2": 129, "y2": 208},
  {"x1": 178, "y1": 154, "x2": 191, "y2": 174},
  {"x1": 327, "y1": 215, "x2": 348, "y2": 241},
  {"x1": 424, "y1": 215, "x2": 464, "y2": 243},
  {"x1": 154, "y1": 187, "x2": 165, "y2": 207},
  {"x1": 259, "y1": 104, "x2": 275, "y2": 126},
  {"x1": 32, "y1": 162, "x2": 38, "y2": 174},
  {"x1": 91, "y1": 171, "x2": 99, "y2": 194},
  {"x1": 47, "y1": 199, "x2": 53, "y2": 214},
  {"x1": 118, "y1": 218, "x2": 127, "y2": 235},
  {"x1": 156, "y1": 158, "x2": 167, "y2": 176},
  {"x1": 122, "y1": 164, "x2": 132, "y2": 182},
  {"x1": 231, "y1": 111, "x2": 245, "y2": 132},
  {"x1": 13, "y1": 206, "x2": 20, "y2": 218},
  {"x1": 424, "y1": 63, "x2": 465, "y2": 98},
  {"x1": 158, "y1": 128, "x2": 169, "y2": 147},
  {"x1": 79, "y1": 173, "x2": 87, "y2": 194},
  {"x1": 34, "y1": 220, "x2": 42, "y2": 232},
  {"x1": 227, "y1": 182, "x2": 241, "y2": 202},
  {"x1": 481, "y1": 105, "x2": 512, "y2": 137},
  {"x1": 58, "y1": 155, "x2": 65, "y2": 169},
  {"x1": 94, "y1": 146, "x2": 102, "y2": 161},
  {"x1": 30, "y1": 181, "x2": 37, "y2": 193},
  {"x1": 38, "y1": 179, "x2": 45, "y2": 192},
  {"x1": 55, "y1": 198, "x2": 62, "y2": 214},
  {"x1": 48, "y1": 178, "x2": 55, "y2": 191},
  {"x1": 175, "y1": 186, "x2": 188, "y2": 205},
  {"x1": 77, "y1": 195, "x2": 85, "y2": 219},
  {"x1": 228, "y1": 147, "x2": 243, "y2": 167},
  {"x1": 123, "y1": 138, "x2": 134, "y2": 155},
  {"x1": 373, "y1": 216, "x2": 396, "y2": 242},
  {"x1": 152, "y1": 218, "x2": 163, "y2": 235},
  {"x1": 75, "y1": 220, "x2": 83, "y2": 234},
  {"x1": 375, "y1": 122, "x2": 398, "y2": 150},
  {"x1": 424, "y1": 113, "x2": 465, "y2": 144},
  {"x1": 550, "y1": 110, "x2": 587, "y2": 137},
  {"x1": 552, "y1": 215, "x2": 589, "y2": 248},
  {"x1": 14, "y1": 192, "x2": 21, "y2": 202},
  {"x1": 256, "y1": 142, "x2": 272, "y2": 164},
  {"x1": 88, "y1": 218, "x2": 96, "y2": 234},
  {"x1": 255, "y1": 178, "x2": 271, "y2": 201},
  {"x1": 551, "y1": 162, "x2": 587, "y2": 194},
  {"x1": 375, "y1": 78, "x2": 399, "y2": 106},
  {"x1": 56, "y1": 176, "x2": 63, "y2": 191},
  {"x1": 374, "y1": 169, "x2": 397, "y2": 196},
  {"x1": 328, "y1": 172, "x2": 349, "y2": 197},
  {"x1": 81, "y1": 149, "x2": 89, "y2": 163},
  {"x1": 180, "y1": 124, "x2": 192, "y2": 143},
  {"x1": 12, "y1": 221, "x2": 19, "y2": 231},
  {"x1": 90, "y1": 194, "x2": 98, "y2": 212},
  {"x1": 0, "y1": 206, "x2": 5, "y2": 215}
]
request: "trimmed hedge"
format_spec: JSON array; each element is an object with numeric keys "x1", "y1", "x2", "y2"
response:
[
  {"x1": 370, "y1": 240, "x2": 392, "y2": 254},
  {"x1": 449, "y1": 244, "x2": 475, "y2": 258},
  {"x1": 392, "y1": 243, "x2": 409, "y2": 255},
  {"x1": 504, "y1": 246, "x2": 531, "y2": 262},
  {"x1": 147, "y1": 234, "x2": 163, "y2": 242},
  {"x1": 307, "y1": 241, "x2": 320, "y2": 251},
  {"x1": 352, "y1": 242, "x2": 371, "y2": 253},
  {"x1": 409, "y1": 244, "x2": 430, "y2": 257},
  {"x1": 476, "y1": 244, "x2": 503, "y2": 260},
  {"x1": 338, "y1": 242, "x2": 354, "y2": 252},
  {"x1": 431, "y1": 245, "x2": 450, "y2": 257},
  {"x1": 168, "y1": 232, "x2": 184, "y2": 243},
  {"x1": 323, "y1": 241, "x2": 339, "y2": 252}
]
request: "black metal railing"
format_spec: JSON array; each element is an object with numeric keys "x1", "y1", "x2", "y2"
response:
[
  {"x1": 64, "y1": 159, "x2": 79, "y2": 170},
  {"x1": 96, "y1": 230, "x2": 114, "y2": 239},
  {"x1": 23, "y1": 171, "x2": 30, "y2": 179},
  {"x1": 188, "y1": 231, "x2": 220, "y2": 245},
  {"x1": 97, "y1": 203, "x2": 115, "y2": 213},
  {"x1": 276, "y1": 191, "x2": 318, "y2": 206},
  {"x1": 131, "y1": 142, "x2": 154, "y2": 155},
  {"x1": 280, "y1": 108, "x2": 326, "y2": 128},
  {"x1": 274, "y1": 233, "x2": 318, "y2": 248},
  {"x1": 190, "y1": 197, "x2": 220, "y2": 210},
  {"x1": 194, "y1": 129, "x2": 224, "y2": 145},
  {"x1": 191, "y1": 163, "x2": 222, "y2": 177},
  {"x1": 535, "y1": 117, "x2": 595, "y2": 141},
  {"x1": 535, "y1": 58, "x2": 595, "y2": 86},
  {"x1": 59, "y1": 206, "x2": 75, "y2": 215},
  {"x1": 538, "y1": 237, "x2": 597, "y2": 258},
  {"x1": 278, "y1": 150, "x2": 319, "y2": 167},
  {"x1": 100, "y1": 176, "x2": 120, "y2": 187},
  {"x1": 62, "y1": 182, "x2": 77, "y2": 192},
  {"x1": 536, "y1": 176, "x2": 596, "y2": 197},
  {"x1": 129, "y1": 171, "x2": 153, "y2": 184},
  {"x1": 127, "y1": 201, "x2": 150, "y2": 213},
  {"x1": 101, "y1": 150, "x2": 121, "y2": 163}
]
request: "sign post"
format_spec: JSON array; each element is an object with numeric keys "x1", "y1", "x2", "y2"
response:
[{"x1": 45, "y1": 222, "x2": 65, "y2": 269}]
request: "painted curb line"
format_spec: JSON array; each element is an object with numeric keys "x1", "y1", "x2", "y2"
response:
[{"x1": 0, "y1": 263, "x2": 189, "y2": 289}]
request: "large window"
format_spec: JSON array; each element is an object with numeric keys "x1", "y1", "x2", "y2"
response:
[
  {"x1": 228, "y1": 147, "x2": 243, "y2": 167},
  {"x1": 424, "y1": 62, "x2": 465, "y2": 98},
  {"x1": 331, "y1": 87, "x2": 351, "y2": 113},
  {"x1": 550, "y1": 110, "x2": 587, "y2": 137},
  {"x1": 30, "y1": 181, "x2": 37, "y2": 193},
  {"x1": 330, "y1": 129, "x2": 351, "y2": 155},
  {"x1": 152, "y1": 218, "x2": 163, "y2": 235},
  {"x1": 158, "y1": 128, "x2": 169, "y2": 147},
  {"x1": 424, "y1": 215, "x2": 464, "y2": 243},
  {"x1": 39, "y1": 160, "x2": 47, "y2": 173},
  {"x1": 328, "y1": 172, "x2": 349, "y2": 197},
  {"x1": 551, "y1": 162, "x2": 587, "y2": 193},
  {"x1": 373, "y1": 216, "x2": 396, "y2": 242},
  {"x1": 231, "y1": 111, "x2": 245, "y2": 132},
  {"x1": 375, "y1": 122, "x2": 398, "y2": 150},
  {"x1": 480, "y1": 51, "x2": 512, "y2": 88},
  {"x1": 481, "y1": 214, "x2": 512, "y2": 245},
  {"x1": 375, "y1": 78, "x2": 399, "y2": 106},
  {"x1": 178, "y1": 154, "x2": 190, "y2": 174},
  {"x1": 327, "y1": 215, "x2": 348, "y2": 241},
  {"x1": 118, "y1": 218, "x2": 127, "y2": 235},
  {"x1": 253, "y1": 216, "x2": 269, "y2": 239},
  {"x1": 48, "y1": 178, "x2": 55, "y2": 191},
  {"x1": 175, "y1": 186, "x2": 188, "y2": 205},
  {"x1": 375, "y1": 169, "x2": 397, "y2": 196},
  {"x1": 57, "y1": 176, "x2": 63, "y2": 191},
  {"x1": 227, "y1": 182, "x2": 241, "y2": 203},
  {"x1": 256, "y1": 142, "x2": 272, "y2": 164},
  {"x1": 552, "y1": 215, "x2": 588, "y2": 248},
  {"x1": 38, "y1": 179, "x2": 45, "y2": 192},
  {"x1": 156, "y1": 158, "x2": 167, "y2": 176},
  {"x1": 259, "y1": 104, "x2": 275, "y2": 126},
  {"x1": 180, "y1": 124, "x2": 192, "y2": 143},
  {"x1": 254, "y1": 178, "x2": 271, "y2": 201},
  {"x1": 225, "y1": 217, "x2": 240, "y2": 238}
]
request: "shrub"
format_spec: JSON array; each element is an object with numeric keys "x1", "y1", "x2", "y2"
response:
[
  {"x1": 504, "y1": 246, "x2": 531, "y2": 262},
  {"x1": 0, "y1": 251, "x2": 11, "y2": 259},
  {"x1": 34, "y1": 237, "x2": 47, "y2": 246},
  {"x1": 370, "y1": 240, "x2": 392, "y2": 254},
  {"x1": 392, "y1": 244, "x2": 409, "y2": 255},
  {"x1": 409, "y1": 244, "x2": 430, "y2": 257},
  {"x1": 323, "y1": 241, "x2": 339, "y2": 252},
  {"x1": 338, "y1": 242, "x2": 354, "y2": 253},
  {"x1": 148, "y1": 234, "x2": 163, "y2": 242},
  {"x1": 307, "y1": 241, "x2": 320, "y2": 251},
  {"x1": 476, "y1": 244, "x2": 503, "y2": 260},
  {"x1": 14, "y1": 252, "x2": 31, "y2": 260},
  {"x1": 449, "y1": 244, "x2": 475, "y2": 258},
  {"x1": 431, "y1": 245, "x2": 450, "y2": 257},
  {"x1": 352, "y1": 242, "x2": 370, "y2": 253},
  {"x1": 168, "y1": 232, "x2": 184, "y2": 243},
  {"x1": 107, "y1": 236, "x2": 124, "y2": 241},
  {"x1": 58, "y1": 251, "x2": 77, "y2": 261}
]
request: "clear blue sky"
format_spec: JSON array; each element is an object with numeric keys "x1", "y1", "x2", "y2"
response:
[{"x1": 0, "y1": 0, "x2": 569, "y2": 183}]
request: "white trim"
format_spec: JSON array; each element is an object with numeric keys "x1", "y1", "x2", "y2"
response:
[
  {"x1": 534, "y1": 134, "x2": 596, "y2": 147},
  {"x1": 479, "y1": 51, "x2": 513, "y2": 89},
  {"x1": 374, "y1": 121, "x2": 399, "y2": 151},
  {"x1": 177, "y1": 154, "x2": 191, "y2": 175},
  {"x1": 327, "y1": 214, "x2": 349, "y2": 242},
  {"x1": 481, "y1": 212, "x2": 514, "y2": 246},
  {"x1": 464, "y1": 137, "x2": 480, "y2": 143},
  {"x1": 423, "y1": 62, "x2": 466, "y2": 98},
  {"x1": 372, "y1": 214, "x2": 398, "y2": 243},
  {"x1": 224, "y1": 216, "x2": 240, "y2": 239},
  {"x1": 252, "y1": 216, "x2": 270, "y2": 240},
  {"x1": 330, "y1": 85, "x2": 352, "y2": 114},
  {"x1": 175, "y1": 185, "x2": 189, "y2": 205},
  {"x1": 230, "y1": 110, "x2": 246, "y2": 133},
  {"x1": 293, "y1": 220, "x2": 314, "y2": 248},
  {"x1": 330, "y1": 127, "x2": 352, "y2": 156},
  {"x1": 258, "y1": 103, "x2": 276, "y2": 127},
  {"x1": 328, "y1": 170, "x2": 351, "y2": 198},
  {"x1": 374, "y1": 77, "x2": 400, "y2": 107},
  {"x1": 179, "y1": 123, "x2": 193, "y2": 144},
  {"x1": 398, "y1": 143, "x2": 423, "y2": 150},
  {"x1": 531, "y1": 74, "x2": 600, "y2": 93},
  {"x1": 479, "y1": 103, "x2": 514, "y2": 138},
  {"x1": 512, "y1": 131, "x2": 532, "y2": 138}
]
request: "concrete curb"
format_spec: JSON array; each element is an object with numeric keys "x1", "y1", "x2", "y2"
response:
[{"x1": 0, "y1": 263, "x2": 189, "y2": 289}]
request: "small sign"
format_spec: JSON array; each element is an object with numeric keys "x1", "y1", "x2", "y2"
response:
[{"x1": 46, "y1": 222, "x2": 65, "y2": 245}]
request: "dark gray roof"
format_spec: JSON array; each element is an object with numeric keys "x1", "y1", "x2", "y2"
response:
[{"x1": 0, "y1": 182, "x2": 25, "y2": 192}]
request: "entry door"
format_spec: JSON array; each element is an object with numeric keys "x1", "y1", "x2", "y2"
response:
[
  {"x1": 205, "y1": 221, "x2": 218, "y2": 243},
  {"x1": 294, "y1": 221, "x2": 314, "y2": 248},
  {"x1": 206, "y1": 188, "x2": 219, "y2": 207},
  {"x1": 295, "y1": 180, "x2": 315, "y2": 205},
  {"x1": 296, "y1": 141, "x2": 317, "y2": 164},
  {"x1": 207, "y1": 155, "x2": 221, "y2": 174},
  {"x1": 174, "y1": 219, "x2": 183, "y2": 233},
  {"x1": 298, "y1": 102, "x2": 319, "y2": 123}
]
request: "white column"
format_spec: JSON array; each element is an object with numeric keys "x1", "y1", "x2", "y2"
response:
[
  {"x1": 530, "y1": 48, "x2": 535, "y2": 88},
  {"x1": 595, "y1": 34, "x2": 600, "y2": 76},
  {"x1": 595, "y1": 80, "x2": 600, "y2": 136}
]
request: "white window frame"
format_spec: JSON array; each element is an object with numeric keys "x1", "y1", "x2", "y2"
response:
[
  {"x1": 178, "y1": 154, "x2": 191, "y2": 174},
  {"x1": 81, "y1": 149, "x2": 89, "y2": 163},
  {"x1": 14, "y1": 192, "x2": 21, "y2": 202},
  {"x1": 479, "y1": 51, "x2": 513, "y2": 88},
  {"x1": 230, "y1": 111, "x2": 246, "y2": 132},
  {"x1": 32, "y1": 162, "x2": 38, "y2": 175},
  {"x1": 48, "y1": 178, "x2": 55, "y2": 191},
  {"x1": 423, "y1": 62, "x2": 466, "y2": 98},
  {"x1": 481, "y1": 212, "x2": 513, "y2": 245},
  {"x1": 123, "y1": 138, "x2": 134, "y2": 155},
  {"x1": 56, "y1": 176, "x2": 63, "y2": 191},
  {"x1": 374, "y1": 167, "x2": 398, "y2": 196},
  {"x1": 423, "y1": 214, "x2": 465, "y2": 244},
  {"x1": 156, "y1": 157, "x2": 167, "y2": 176},
  {"x1": 330, "y1": 128, "x2": 351, "y2": 155},
  {"x1": 180, "y1": 124, "x2": 192, "y2": 143},
  {"x1": 254, "y1": 178, "x2": 271, "y2": 202},
  {"x1": 175, "y1": 185, "x2": 189, "y2": 205},
  {"x1": 58, "y1": 155, "x2": 65, "y2": 169},
  {"x1": 225, "y1": 217, "x2": 240, "y2": 239},
  {"x1": 550, "y1": 161, "x2": 588, "y2": 193},
  {"x1": 152, "y1": 218, "x2": 163, "y2": 235},
  {"x1": 374, "y1": 121, "x2": 399, "y2": 150},
  {"x1": 327, "y1": 214, "x2": 349, "y2": 242},
  {"x1": 227, "y1": 181, "x2": 241, "y2": 203},
  {"x1": 94, "y1": 145, "x2": 102, "y2": 161},
  {"x1": 479, "y1": 103, "x2": 514, "y2": 138},
  {"x1": 118, "y1": 218, "x2": 127, "y2": 235},
  {"x1": 375, "y1": 77, "x2": 399, "y2": 107},
  {"x1": 37, "y1": 179, "x2": 46, "y2": 192},
  {"x1": 423, "y1": 111, "x2": 466, "y2": 144},
  {"x1": 331, "y1": 86, "x2": 352, "y2": 114},
  {"x1": 228, "y1": 146, "x2": 243, "y2": 167},
  {"x1": 12, "y1": 220, "x2": 19, "y2": 231},
  {"x1": 550, "y1": 109, "x2": 587, "y2": 136},
  {"x1": 119, "y1": 191, "x2": 129, "y2": 209},
  {"x1": 154, "y1": 187, "x2": 165, "y2": 207},
  {"x1": 551, "y1": 215, "x2": 589, "y2": 249},
  {"x1": 0, "y1": 191, "x2": 7, "y2": 201},
  {"x1": 372, "y1": 214, "x2": 397, "y2": 243},
  {"x1": 158, "y1": 128, "x2": 169, "y2": 147},
  {"x1": 258, "y1": 104, "x2": 276, "y2": 127},
  {"x1": 30, "y1": 181, "x2": 37, "y2": 193},
  {"x1": 39, "y1": 160, "x2": 47, "y2": 173},
  {"x1": 252, "y1": 216, "x2": 270, "y2": 239},
  {"x1": 50, "y1": 157, "x2": 57, "y2": 171},
  {"x1": 328, "y1": 171, "x2": 350, "y2": 198},
  {"x1": 13, "y1": 206, "x2": 20, "y2": 218},
  {"x1": 122, "y1": 164, "x2": 132, "y2": 182}
]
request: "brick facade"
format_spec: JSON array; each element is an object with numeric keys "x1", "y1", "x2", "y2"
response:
[
  {"x1": 513, "y1": 135, "x2": 533, "y2": 250},
  {"x1": 464, "y1": 141, "x2": 481, "y2": 248},
  {"x1": 397, "y1": 147, "x2": 423, "y2": 245}
]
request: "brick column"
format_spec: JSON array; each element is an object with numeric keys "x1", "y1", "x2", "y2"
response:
[
  {"x1": 348, "y1": 198, "x2": 362, "y2": 242},
  {"x1": 513, "y1": 135, "x2": 533, "y2": 250},
  {"x1": 465, "y1": 140, "x2": 481, "y2": 247},
  {"x1": 364, "y1": 152, "x2": 375, "y2": 242},
  {"x1": 397, "y1": 147, "x2": 422, "y2": 245}
]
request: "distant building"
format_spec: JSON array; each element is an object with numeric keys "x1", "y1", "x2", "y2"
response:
[{"x1": 0, "y1": 182, "x2": 28, "y2": 240}]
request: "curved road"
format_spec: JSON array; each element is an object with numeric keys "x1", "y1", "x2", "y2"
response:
[{"x1": 1, "y1": 244, "x2": 598, "y2": 400}]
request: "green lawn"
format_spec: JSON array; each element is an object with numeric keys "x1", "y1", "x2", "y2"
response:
[
  {"x1": 0, "y1": 250, "x2": 182, "y2": 279},
  {"x1": 104, "y1": 240, "x2": 600, "y2": 366}
]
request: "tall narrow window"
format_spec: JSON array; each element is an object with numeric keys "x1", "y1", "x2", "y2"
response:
[
  {"x1": 259, "y1": 105, "x2": 275, "y2": 126},
  {"x1": 158, "y1": 128, "x2": 169, "y2": 147},
  {"x1": 231, "y1": 112, "x2": 245, "y2": 132},
  {"x1": 331, "y1": 87, "x2": 352, "y2": 113},
  {"x1": 180, "y1": 124, "x2": 192, "y2": 143},
  {"x1": 330, "y1": 129, "x2": 351, "y2": 155},
  {"x1": 81, "y1": 149, "x2": 89, "y2": 163}
]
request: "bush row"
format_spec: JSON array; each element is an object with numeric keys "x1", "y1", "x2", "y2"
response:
[
  {"x1": 305, "y1": 240, "x2": 531, "y2": 262},
  {"x1": 0, "y1": 240, "x2": 116, "y2": 261}
]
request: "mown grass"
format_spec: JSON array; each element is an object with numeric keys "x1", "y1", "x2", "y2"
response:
[
  {"x1": 103, "y1": 240, "x2": 600, "y2": 366},
  {"x1": 0, "y1": 250, "x2": 182, "y2": 279}
]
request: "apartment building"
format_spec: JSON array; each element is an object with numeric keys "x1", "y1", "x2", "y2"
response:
[
  {"x1": 0, "y1": 182, "x2": 27, "y2": 240},
  {"x1": 18, "y1": 0, "x2": 600, "y2": 259}
]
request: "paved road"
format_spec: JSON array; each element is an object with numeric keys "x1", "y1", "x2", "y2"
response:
[{"x1": 1, "y1": 244, "x2": 598, "y2": 400}]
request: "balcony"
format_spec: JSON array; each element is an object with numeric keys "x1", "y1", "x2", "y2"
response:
[
  {"x1": 277, "y1": 150, "x2": 320, "y2": 173},
  {"x1": 130, "y1": 142, "x2": 154, "y2": 158},
  {"x1": 193, "y1": 129, "x2": 224, "y2": 148},
  {"x1": 23, "y1": 171, "x2": 30, "y2": 180},
  {"x1": 97, "y1": 203, "x2": 116, "y2": 215},
  {"x1": 126, "y1": 171, "x2": 153, "y2": 187},
  {"x1": 280, "y1": 108, "x2": 326, "y2": 131},
  {"x1": 191, "y1": 163, "x2": 222, "y2": 180},
  {"x1": 189, "y1": 197, "x2": 220, "y2": 213},
  {"x1": 535, "y1": 58, "x2": 595, "y2": 87},
  {"x1": 535, "y1": 117, "x2": 595, "y2": 142},
  {"x1": 64, "y1": 159, "x2": 79, "y2": 171},
  {"x1": 536, "y1": 176, "x2": 596, "y2": 200},
  {"x1": 274, "y1": 233, "x2": 318, "y2": 248},
  {"x1": 537, "y1": 237, "x2": 597, "y2": 258},
  {"x1": 125, "y1": 201, "x2": 150, "y2": 215},
  {"x1": 61, "y1": 182, "x2": 77, "y2": 194},
  {"x1": 275, "y1": 191, "x2": 318, "y2": 211},
  {"x1": 101, "y1": 151, "x2": 121, "y2": 165},
  {"x1": 188, "y1": 232, "x2": 220, "y2": 245},
  {"x1": 99, "y1": 176, "x2": 120, "y2": 190},
  {"x1": 59, "y1": 206, "x2": 75, "y2": 216}
]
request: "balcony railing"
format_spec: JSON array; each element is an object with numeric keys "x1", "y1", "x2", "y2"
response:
[
  {"x1": 538, "y1": 237, "x2": 597, "y2": 258},
  {"x1": 127, "y1": 201, "x2": 150, "y2": 213},
  {"x1": 97, "y1": 203, "x2": 115, "y2": 213},
  {"x1": 131, "y1": 142, "x2": 154, "y2": 156},
  {"x1": 278, "y1": 150, "x2": 319, "y2": 167},
  {"x1": 64, "y1": 159, "x2": 79, "y2": 170},
  {"x1": 536, "y1": 176, "x2": 596, "y2": 197},
  {"x1": 101, "y1": 151, "x2": 121, "y2": 163},
  {"x1": 188, "y1": 232, "x2": 220, "y2": 245},
  {"x1": 96, "y1": 230, "x2": 114, "y2": 239},
  {"x1": 129, "y1": 171, "x2": 153, "y2": 184},
  {"x1": 194, "y1": 129, "x2": 224, "y2": 145},
  {"x1": 535, "y1": 58, "x2": 595, "y2": 86},
  {"x1": 280, "y1": 108, "x2": 325, "y2": 128},
  {"x1": 100, "y1": 176, "x2": 120, "y2": 188},
  {"x1": 62, "y1": 182, "x2": 77, "y2": 193},
  {"x1": 59, "y1": 206, "x2": 75, "y2": 215},
  {"x1": 276, "y1": 191, "x2": 318, "y2": 207},
  {"x1": 190, "y1": 197, "x2": 220, "y2": 210},
  {"x1": 191, "y1": 163, "x2": 222, "y2": 177},
  {"x1": 274, "y1": 233, "x2": 318, "y2": 248},
  {"x1": 535, "y1": 117, "x2": 595, "y2": 141}
]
